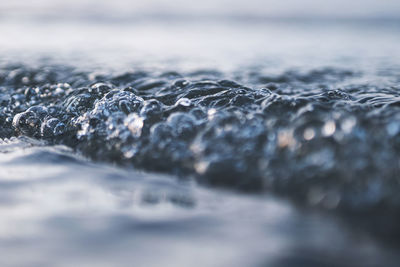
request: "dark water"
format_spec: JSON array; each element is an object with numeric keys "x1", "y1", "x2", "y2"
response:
[
  {"x1": 1, "y1": 16, "x2": 400, "y2": 266},
  {"x1": 2, "y1": 62, "x2": 400, "y2": 213}
]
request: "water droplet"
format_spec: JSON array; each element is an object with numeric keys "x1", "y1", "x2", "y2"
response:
[
  {"x1": 303, "y1": 128, "x2": 315, "y2": 140},
  {"x1": 322, "y1": 120, "x2": 336, "y2": 136}
]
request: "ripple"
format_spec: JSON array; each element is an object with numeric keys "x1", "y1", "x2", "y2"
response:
[{"x1": 2, "y1": 63, "x2": 400, "y2": 219}]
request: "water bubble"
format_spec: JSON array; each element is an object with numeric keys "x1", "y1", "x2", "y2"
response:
[
  {"x1": 27, "y1": 105, "x2": 48, "y2": 119},
  {"x1": 41, "y1": 118, "x2": 65, "y2": 137},
  {"x1": 341, "y1": 117, "x2": 356, "y2": 134},
  {"x1": 278, "y1": 130, "x2": 296, "y2": 148},
  {"x1": 167, "y1": 113, "x2": 196, "y2": 139},
  {"x1": 303, "y1": 128, "x2": 316, "y2": 141},
  {"x1": 387, "y1": 122, "x2": 400, "y2": 136},
  {"x1": 140, "y1": 99, "x2": 163, "y2": 119},
  {"x1": 175, "y1": 98, "x2": 191, "y2": 107},
  {"x1": 322, "y1": 120, "x2": 336, "y2": 136},
  {"x1": 207, "y1": 108, "x2": 217, "y2": 120},
  {"x1": 89, "y1": 82, "x2": 112, "y2": 95},
  {"x1": 125, "y1": 113, "x2": 144, "y2": 138},
  {"x1": 13, "y1": 111, "x2": 40, "y2": 135}
]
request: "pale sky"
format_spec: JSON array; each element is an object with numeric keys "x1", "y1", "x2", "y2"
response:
[{"x1": 1, "y1": 0, "x2": 400, "y2": 18}]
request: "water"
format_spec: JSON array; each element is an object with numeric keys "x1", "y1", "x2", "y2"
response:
[
  {"x1": 1, "y1": 137, "x2": 399, "y2": 267},
  {"x1": 1, "y1": 5, "x2": 400, "y2": 266}
]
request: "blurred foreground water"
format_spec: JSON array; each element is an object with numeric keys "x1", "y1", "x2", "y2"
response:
[
  {"x1": 1, "y1": 11, "x2": 400, "y2": 266},
  {"x1": 1, "y1": 137, "x2": 399, "y2": 267}
]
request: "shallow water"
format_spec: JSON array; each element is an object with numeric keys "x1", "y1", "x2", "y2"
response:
[
  {"x1": 1, "y1": 10, "x2": 400, "y2": 266},
  {"x1": 1, "y1": 137, "x2": 399, "y2": 267}
]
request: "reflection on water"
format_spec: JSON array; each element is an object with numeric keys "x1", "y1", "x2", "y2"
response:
[{"x1": 0, "y1": 137, "x2": 398, "y2": 267}]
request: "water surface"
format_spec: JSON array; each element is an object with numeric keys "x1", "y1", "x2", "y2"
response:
[{"x1": 1, "y1": 10, "x2": 400, "y2": 266}]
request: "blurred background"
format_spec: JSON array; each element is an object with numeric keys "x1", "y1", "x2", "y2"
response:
[
  {"x1": 1, "y1": 0, "x2": 400, "y2": 20},
  {"x1": 0, "y1": 0, "x2": 399, "y2": 73}
]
